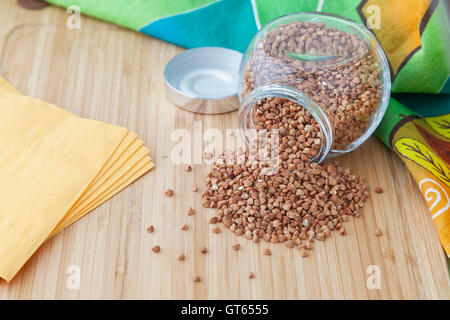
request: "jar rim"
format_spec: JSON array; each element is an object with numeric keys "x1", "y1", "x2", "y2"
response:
[{"x1": 238, "y1": 84, "x2": 334, "y2": 163}]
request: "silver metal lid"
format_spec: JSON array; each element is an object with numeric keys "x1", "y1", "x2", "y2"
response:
[{"x1": 164, "y1": 47, "x2": 242, "y2": 114}]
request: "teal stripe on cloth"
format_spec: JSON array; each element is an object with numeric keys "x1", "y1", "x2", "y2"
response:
[
  {"x1": 393, "y1": 93, "x2": 450, "y2": 117},
  {"x1": 441, "y1": 77, "x2": 450, "y2": 94},
  {"x1": 139, "y1": 0, "x2": 258, "y2": 53}
]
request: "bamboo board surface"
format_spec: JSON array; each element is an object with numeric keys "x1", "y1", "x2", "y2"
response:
[{"x1": 0, "y1": 0, "x2": 448, "y2": 299}]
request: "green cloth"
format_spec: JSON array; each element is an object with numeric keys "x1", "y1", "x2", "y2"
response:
[{"x1": 46, "y1": 0, "x2": 450, "y2": 93}]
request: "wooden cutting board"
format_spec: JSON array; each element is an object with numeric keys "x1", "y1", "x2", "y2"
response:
[{"x1": 0, "y1": 1, "x2": 448, "y2": 299}]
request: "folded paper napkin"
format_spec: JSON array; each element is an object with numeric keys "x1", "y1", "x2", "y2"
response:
[{"x1": 0, "y1": 78, "x2": 154, "y2": 281}]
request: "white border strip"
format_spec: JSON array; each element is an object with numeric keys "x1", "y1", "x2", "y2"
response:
[
  {"x1": 316, "y1": 0, "x2": 325, "y2": 12},
  {"x1": 251, "y1": 0, "x2": 261, "y2": 29}
]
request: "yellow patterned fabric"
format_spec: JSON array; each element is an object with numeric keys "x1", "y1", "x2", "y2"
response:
[{"x1": 391, "y1": 113, "x2": 450, "y2": 255}]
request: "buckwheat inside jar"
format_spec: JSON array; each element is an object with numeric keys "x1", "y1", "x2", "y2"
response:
[{"x1": 239, "y1": 12, "x2": 391, "y2": 161}]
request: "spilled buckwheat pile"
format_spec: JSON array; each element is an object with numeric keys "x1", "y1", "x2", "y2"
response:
[
  {"x1": 202, "y1": 145, "x2": 368, "y2": 254},
  {"x1": 202, "y1": 20, "x2": 375, "y2": 254}
]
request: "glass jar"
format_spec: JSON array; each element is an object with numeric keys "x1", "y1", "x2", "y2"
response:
[{"x1": 238, "y1": 12, "x2": 391, "y2": 163}]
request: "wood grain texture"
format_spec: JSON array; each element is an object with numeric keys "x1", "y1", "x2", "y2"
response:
[{"x1": 0, "y1": 0, "x2": 448, "y2": 299}]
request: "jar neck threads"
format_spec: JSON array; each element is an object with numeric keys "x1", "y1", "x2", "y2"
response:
[{"x1": 238, "y1": 84, "x2": 334, "y2": 163}]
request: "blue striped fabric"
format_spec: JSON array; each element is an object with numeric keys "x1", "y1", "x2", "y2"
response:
[{"x1": 140, "y1": 0, "x2": 258, "y2": 53}]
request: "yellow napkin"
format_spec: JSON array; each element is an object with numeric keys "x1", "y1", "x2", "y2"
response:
[{"x1": 0, "y1": 78, "x2": 154, "y2": 281}]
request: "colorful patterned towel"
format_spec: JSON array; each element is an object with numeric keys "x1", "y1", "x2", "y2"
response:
[{"x1": 45, "y1": 0, "x2": 450, "y2": 255}]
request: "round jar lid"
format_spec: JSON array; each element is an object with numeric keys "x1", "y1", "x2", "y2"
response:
[{"x1": 164, "y1": 47, "x2": 242, "y2": 115}]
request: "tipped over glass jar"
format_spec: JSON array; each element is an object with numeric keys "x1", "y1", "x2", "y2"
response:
[{"x1": 238, "y1": 12, "x2": 391, "y2": 163}]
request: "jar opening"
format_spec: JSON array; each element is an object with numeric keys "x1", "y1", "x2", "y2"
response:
[{"x1": 238, "y1": 84, "x2": 334, "y2": 163}]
